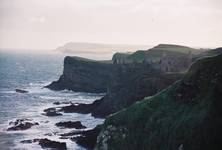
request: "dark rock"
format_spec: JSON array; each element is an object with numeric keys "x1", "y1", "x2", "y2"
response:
[
  {"x1": 60, "y1": 99, "x2": 103, "y2": 114},
  {"x1": 7, "y1": 119, "x2": 39, "y2": 131},
  {"x1": 15, "y1": 89, "x2": 28, "y2": 93},
  {"x1": 9, "y1": 118, "x2": 32, "y2": 125},
  {"x1": 59, "y1": 136, "x2": 69, "y2": 139},
  {"x1": 53, "y1": 101, "x2": 61, "y2": 105},
  {"x1": 43, "y1": 107, "x2": 57, "y2": 112},
  {"x1": 21, "y1": 138, "x2": 67, "y2": 150},
  {"x1": 53, "y1": 101, "x2": 72, "y2": 105},
  {"x1": 42, "y1": 108, "x2": 62, "y2": 116},
  {"x1": 7, "y1": 122, "x2": 39, "y2": 131},
  {"x1": 20, "y1": 139, "x2": 33, "y2": 144},
  {"x1": 38, "y1": 138, "x2": 67, "y2": 150},
  {"x1": 55, "y1": 121, "x2": 86, "y2": 129},
  {"x1": 71, "y1": 125, "x2": 102, "y2": 150},
  {"x1": 20, "y1": 139, "x2": 39, "y2": 144}
]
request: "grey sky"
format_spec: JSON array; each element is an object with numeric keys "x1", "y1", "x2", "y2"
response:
[{"x1": 0, "y1": 0, "x2": 221, "y2": 50}]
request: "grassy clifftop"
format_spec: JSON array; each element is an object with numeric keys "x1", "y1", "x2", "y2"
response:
[
  {"x1": 112, "y1": 44, "x2": 200, "y2": 63},
  {"x1": 151, "y1": 44, "x2": 199, "y2": 54},
  {"x1": 96, "y1": 54, "x2": 222, "y2": 150},
  {"x1": 65, "y1": 56, "x2": 112, "y2": 64}
]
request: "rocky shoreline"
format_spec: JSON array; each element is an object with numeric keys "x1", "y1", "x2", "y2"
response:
[
  {"x1": 6, "y1": 98, "x2": 103, "y2": 150},
  {"x1": 45, "y1": 46, "x2": 222, "y2": 120},
  {"x1": 8, "y1": 45, "x2": 222, "y2": 150}
]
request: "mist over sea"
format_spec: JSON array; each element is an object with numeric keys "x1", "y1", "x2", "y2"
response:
[{"x1": 0, "y1": 51, "x2": 104, "y2": 150}]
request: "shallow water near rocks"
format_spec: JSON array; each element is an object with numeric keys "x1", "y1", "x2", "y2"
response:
[{"x1": 0, "y1": 52, "x2": 104, "y2": 150}]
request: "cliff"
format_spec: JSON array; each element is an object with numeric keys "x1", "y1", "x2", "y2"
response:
[
  {"x1": 47, "y1": 44, "x2": 206, "y2": 93},
  {"x1": 91, "y1": 63, "x2": 182, "y2": 117},
  {"x1": 112, "y1": 44, "x2": 200, "y2": 63},
  {"x1": 95, "y1": 54, "x2": 222, "y2": 150},
  {"x1": 193, "y1": 47, "x2": 222, "y2": 60},
  {"x1": 46, "y1": 56, "x2": 113, "y2": 93},
  {"x1": 57, "y1": 61, "x2": 182, "y2": 118},
  {"x1": 46, "y1": 46, "x2": 222, "y2": 119}
]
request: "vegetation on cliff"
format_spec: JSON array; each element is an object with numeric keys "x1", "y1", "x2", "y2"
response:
[
  {"x1": 96, "y1": 54, "x2": 222, "y2": 150},
  {"x1": 92, "y1": 63, "x2": 182, "y2": 117},
  {"x1": 112, "y1": 44, "x2": 200, "y2": 63}
]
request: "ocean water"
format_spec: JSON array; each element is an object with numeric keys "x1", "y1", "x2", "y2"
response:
[{"x1": 0, "y1": 51, "x2": 104, "y2": 150}]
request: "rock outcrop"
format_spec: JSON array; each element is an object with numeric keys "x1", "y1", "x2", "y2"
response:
[
  {"x1": 60, "y1": 99, "x2": 103, "y2": 114},
  {"x1": 71, "y1": 125, "x2": 102, "y2": 150},
  {"x1": 46, "y1": 56, "x2": 113, "y2": 93},
  {"x1": 21, "y1": 138, "x2": 67, "y2": 150},
  {"x1": 7, "y1": 119, "x2": 39, "y2": 131},
  {"x1": 42, "y1": 108, "x2": 63, "y2": 116},
  {"x1": 95, "y1": 54, "x2": 222, "y2": 150},
  {"x1": 15, "y1": 89, "x2": 28, "y2": 93},
  {"x1": 55, "y1": 121, "x2": 86, "y2": 129},
  {"x1": 38, "y1": 139, "x2": 67, "y2": 150}
]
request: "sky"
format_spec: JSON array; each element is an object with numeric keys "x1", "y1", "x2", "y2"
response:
[{"x1": 0, "y1": 0, "x2": 222, "y2": 51}]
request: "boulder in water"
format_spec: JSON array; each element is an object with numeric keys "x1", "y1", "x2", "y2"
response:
[
  {"x1": 38, "y1": 138, "x2": 67, "y2": 150},
  {"x1": 20, "y1": 138, "x2": 67, "y2": 150},
  {"x1": 71, "y1": 125, "x2": 102, "y2": 150},
  {"x1": 7, "y1": 119, "x2": 39, "y2": 131},
  {"x1": 42, "y1": 108, "x2": 62, "y2": 116},
  {"x1": 55, "y1": 121, "x2": 86, "y2": 129},
  {"x1": 15, "y1": 89, "x2": 28, "y2": 93}
]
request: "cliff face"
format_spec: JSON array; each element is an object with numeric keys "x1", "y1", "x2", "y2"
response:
[
  {"x1": 46, "y1": 56, "x2": 113, "y2": 93},
  {"x1": 47, "y1": 45, "x2": 218, "y2": 94},
  {"x1": 112, "y1": 44, "x2": 199, "y2": 73},
  {"x1": 96, "y1": 54, "x2": 222, "y2": 150},
  {"x1": 46, "y1": 46, "x2": 222, "y2": 121},
  {"x1": 92, "y1": 63, "x2": 182, "y2": 117}
]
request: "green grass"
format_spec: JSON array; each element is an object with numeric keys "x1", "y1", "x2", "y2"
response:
[
  {"x1": 96, "y1": 54, "x2": 222, "y2": 150},
  {"x1": 68, "y1": 56, "x2": 112, "y2": 63},
  {"x1": 112, "y1": 44, "x2": 201, "y2": 64},
  {"x1": 66, "y1": 56, "x2": 112, "y2": 64},
  {"x1": 151, "y1": 44, "x2": 201, "y2": 54}
]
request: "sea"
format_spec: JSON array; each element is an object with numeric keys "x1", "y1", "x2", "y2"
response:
[{"x1": 0, "y1": 51, "x2": 105, "y2": 150}]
